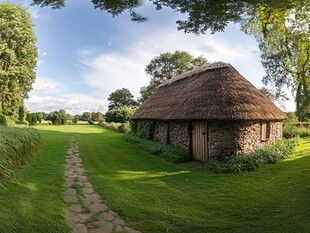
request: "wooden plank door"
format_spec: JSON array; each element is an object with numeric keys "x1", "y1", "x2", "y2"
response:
[{"x1": 192, "y1": 121, "x2": 208, "y2": 162}]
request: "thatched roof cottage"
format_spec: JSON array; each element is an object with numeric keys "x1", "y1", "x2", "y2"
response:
[{"x1": 131, "y1": 62, "x2": 287, "y2": 162}]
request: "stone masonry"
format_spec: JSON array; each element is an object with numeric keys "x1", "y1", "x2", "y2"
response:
[{"x1": 147, "y1": 120, "x2": 283, "y2": 161}]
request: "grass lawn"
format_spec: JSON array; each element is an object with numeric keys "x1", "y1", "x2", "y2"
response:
[{"x1": 0, "y1": 125, "x2": 309, "y2": 233}]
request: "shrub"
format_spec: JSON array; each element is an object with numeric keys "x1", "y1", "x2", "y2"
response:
[
  {"x1": 123, "y1": 133, "x2": 190, "y2": 163},
  {"x1": 99, "y1": 120, "x2": 130, "y2": 133},
  {"x1": 105, "y1": 107, "x2": 136, "y2": 123},
  {"x1": 205, "y1": 137, "x2": 300, "y2": 173},
  {"x1": 283, "y1": 124, "x2": 299, "y2": 138},
  {"x1": 0, "y1": 126, "x2": 42, "y2": 183}
]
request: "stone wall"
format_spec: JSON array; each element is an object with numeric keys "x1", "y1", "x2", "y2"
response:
[
  {"x1": 169, "y1": 121, "x2": 190, "y2": 151},
  {"x1": 208, "y1": 120, "x2": 283, "y2": 160},
  {"x1": 153, "y1": 121, "x2": 190, "y2": 151},
  {"x1": 136, "y1": 119, "x2": 283, "y2": 162},
  {"x1": 153, "y1": 121, "x2": 168, "y2": 144}
]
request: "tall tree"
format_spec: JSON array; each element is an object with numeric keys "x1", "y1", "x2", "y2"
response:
[
  {"x1": 108, "y1": 88, "x2": 137, "y2": 110},
  {"x1": 0, "y1": 3, "x2": 37, "y2": 120},
  {"x1": 139, "y1": 51, "x2": 207, "y2": 103},
  {"x1": 32, "y1": 0, "x2": 307, "y2": 34},
  {"x1": 241, "y1": 3, "x2": 310, "y2": 120}
]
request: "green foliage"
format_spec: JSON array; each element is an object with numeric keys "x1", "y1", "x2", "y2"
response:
[
  {"x1": 0, "y1": 126, "x2": 41, "y2": 183},
  {"x1": 132, "y1": 120, "x2": 155, "y2": 140},
  {"x1": 123, "y1": 133, "x2": 190, "y2": 163},
  {"x1": 283, "y1": 124, "x2": 299, "y2": 138},
  {"x1": 98, "y1": 120, "x2": 130, "y2": 133},
  {"x1": 0, "y1": 3, "x2": 37, "y2": 119},
  {"x1": 108, "y1": 88, "x2": 137, "y2": 110},
  {"x1": 105, "y1": 107, "x2": 136, "y2": 123},
  {"x1": 72, "y1": 114, "x2": 79, "y2": 124},
  {"x1": 140, "y1": 51, "x2": 208, "y2": 103},
  {"x1": 283, "y1": 123, "x2": 310, "y2": 138},
  {"x1": 50, "y1": 109, "x2": 67, "y2": 125},
  {"x1": 206, "y1": 138, "x2": 300, "y2": 173},
  {"x1": 81, "y1": 112, "x2": 92, "y2": 121},
  {"x1": 241, "y1": 3, "x2": 310, "y2": 121},
  {"x1": 32, "y1": 1, "x2": 307, "y2": 35},
  {"x1": 0, "y1": 115, "x2": 15, "y2": 127}
]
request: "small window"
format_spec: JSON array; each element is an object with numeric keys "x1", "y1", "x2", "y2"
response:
[{"x1": 261, "y1": 122, "x2": 270, "y2": 141}]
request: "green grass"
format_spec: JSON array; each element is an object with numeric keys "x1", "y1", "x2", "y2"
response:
[
  {"x1": 0, "y1": 125, "x2": 309, "y2": 233},
  {"x1": 0, "y1": 126, "x2": 41, "y2": 183},
  {"x1": 0, "y1": 127, "x2": 73, "y2": 233}
]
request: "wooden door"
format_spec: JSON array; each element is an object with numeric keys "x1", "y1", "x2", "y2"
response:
[{"x1": 192, "y1": 121, "x2": 208, "y2": 162}]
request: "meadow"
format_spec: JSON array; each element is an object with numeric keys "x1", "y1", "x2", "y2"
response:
[{"x1": 0, "y1": 125, "x2": 309, "y2": 233}]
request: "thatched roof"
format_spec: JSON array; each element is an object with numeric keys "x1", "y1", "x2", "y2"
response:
[{"x1": 132, "y1": 62, "x2": 287, "y2": 121}]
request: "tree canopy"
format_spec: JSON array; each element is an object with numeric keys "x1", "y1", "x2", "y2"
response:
[
  {"x1": 32, "y1": 0, "x2": 307, "y2": 34},
  {"x1": 241, "y1": 2, "x2": 310, "y2": 120},
  {"x1": 139, "y1": 51, "x2": 207, "y2": 103},
  {"x1": 108, "y1": 88, "x2": 137, "y2": 110},
  {"x1": 0, "y1": 3, "x2": 37, "y2": 120}
]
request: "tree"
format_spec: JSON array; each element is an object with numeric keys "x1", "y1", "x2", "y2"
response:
[
  {"x1": 81, "y1": 112, "x2": 92, "y2": 121},
  {"x1": 92, "y1": 112, "x2": 104, "y2": 122},
  {"x1": 241, "y1": 3, "x2": 310, "y2": 120},
  {"x1": 31, "y1": 1, "x2": 306, "y2": 34},
  {"x1": 105, "y1": 107, "x2": 136, "y2": 123},
  {"x1": 50, "y1": 109, "x2": 67, "y2": 125},
  {"x1": 139, "y1": 51, "x2": 207, "y2": 103},
  {"x1": 0, "y1": 3, "x2": 37, "y2": 120},
  {"x1": 72, "y1": 114, "x2": 79, "y2": 124},
  {"x1": 108, "y1": 88, "x2": 137, "y2": 110}
]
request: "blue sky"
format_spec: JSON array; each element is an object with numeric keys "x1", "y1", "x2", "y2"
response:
[{"x1": 3, "y1": 0, "x2": 295, "y2": 114}]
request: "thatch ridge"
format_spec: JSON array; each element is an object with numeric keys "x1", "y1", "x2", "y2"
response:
[{"x1": 132, "y1": 62, "x2": 287, "y2": 121}]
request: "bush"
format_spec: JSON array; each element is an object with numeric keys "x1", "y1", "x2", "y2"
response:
[
  {"x1": 123, "y1": 133, "x2": 190, "y2": 163},
  {"x1": 205, "y1": 137, "x2": 300, "y2": 173},
  {"x1": 283, "y1": 124, "x2": 299, "y2": 138},
  {"x1": 99, "y1": 120, "x2": 130, "y2": 133},
  {"x1": 0, "y1": 126, "x2": 42, "y2": 183},
  {"x1": 105, "y1": 107, "x2": 136, "y2": 123},
  {"x1": 283, "y1": 123, "x2": 310, "y2": 138}
]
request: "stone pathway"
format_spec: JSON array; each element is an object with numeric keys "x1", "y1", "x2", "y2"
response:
[{"x1": 64, "y1": 138, "x2": 142, "y2": 233}]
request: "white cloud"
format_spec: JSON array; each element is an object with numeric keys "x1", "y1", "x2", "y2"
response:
[
  {"x1": 80, "y1": 23, "x2": 263, "y2": 102},
  {"x1": 25, "y1": 93, "x2": 103, "y2": 114},
  {"x1": 32, "y1": 77, "x2": 60, "y2": 92},
  {"x1": 42, "y1": 52, "x2": 47, "y2": 56},
  {"x1": 28, "y1": 6, "x2": 40, "y2": 19}
]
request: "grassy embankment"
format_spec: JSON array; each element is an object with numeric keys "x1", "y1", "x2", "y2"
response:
[{"x1": 0, "y1": 125, "x2": 309, "y2": 233}]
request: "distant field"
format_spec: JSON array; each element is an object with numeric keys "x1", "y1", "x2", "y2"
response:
[{"x1": 0, "y1": 125, "x2": 309, "y2": 233}]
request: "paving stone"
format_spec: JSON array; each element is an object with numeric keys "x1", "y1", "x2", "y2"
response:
[
  {"x1": 65, "y1": 188, "x2": 77, "y2": 196},
  {"x1": 114, "y1": 224, "x2": 125, "y2": 232},
  {"x1": 102, "y1": 211, "x2": 115, "y2": 222},
  {"x1": 73, "y1": 223, "x2": 88, "y2": 233},
  {"x1": 84, "y1": 182, "x2": 93, "y2": 189},
  {"x1": 67, "y1": 210, "x2": 81, "y2": 225},
  {"x1": 64, "y1": 139, "x2": 141, "y2": 233},
  {"x1": 84, "y1": 187, "x2": 94, "y2": 194},
  {"x1": 113, "y1": 217, "x2": 125, "y2": 226},
  {"x1": 89, "y1": 203, "x2": 108, "y2": 214},
  {"x1": 64, "y1": 178, "x2": 74, "y2": 187},
  {"x1": 78, "y1": 213, "x2": 92, "y2": 222},
  {"x1": 85, "y1": 193, "x2": 100, "y2": 204},
  {"x1": 64, "y1": 194, "x2": 78, "y2": 202},
  {"x1": 78, "y1": 175, "x2": 88, "y2": 182},
  {"x1": 89, "y1": 222, "x2": 113, "y2": 233},
  {"x1": 69, "y1": 204, "x2": 83, "y2": 213}
]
